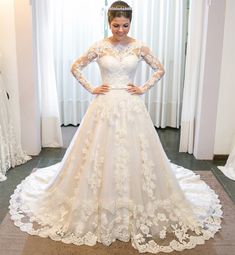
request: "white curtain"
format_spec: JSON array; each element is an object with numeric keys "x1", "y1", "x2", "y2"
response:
[
  {"x1": 179, "y1": 0, "x2": 210, "y2": 153},
  {"x1": 32, "y1": 0, "x2": 63, "y2": 147},
  {"x1": 34, "y1": 0, "x2": 188, "y2": 128},
  {"x1": 126, "y1": 0, "x2": 188, "y2": 128},
  {"x1": 53, "y1": 0, "x2": 104, "y2": 125},
  {"x1": 52, "y1": 0, "x2": 188, "y2": 127}
]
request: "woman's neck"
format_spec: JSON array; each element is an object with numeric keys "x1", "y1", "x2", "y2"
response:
[{"x1": 108, "y1": 36, "x2": 134, "y2": 45}]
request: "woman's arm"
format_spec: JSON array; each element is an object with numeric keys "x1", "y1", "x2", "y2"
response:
[
  {"x1": 71, "y1": 44, "x2": 98, "y2": 94},
  {"x1": 139, "y1": 45, "x2": 165, "y2": 93}
]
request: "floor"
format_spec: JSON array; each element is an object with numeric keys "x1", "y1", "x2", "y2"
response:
[
  {"x1": 157, "y1": 127, "x2": 235, "y2": 204},
  {"x1": 0, "y1": 126, "x2": 234, "y2": 227}
]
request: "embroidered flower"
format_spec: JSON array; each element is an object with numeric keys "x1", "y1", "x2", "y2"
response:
[
  {"x1": 157, "y1": 213, "x2": 167, "y2": 222},
  {"x1": 114, "y1": 225, "x2": 130, "y2": 241},
  {"x1": 140, "y1": 224, "x2": 150, "y2": 235},
  {"x1": 84, "y1": 232, "x2": 97, "y2": 246},
  {"x1": 159, "y1": 227, "x2": 167, "y2": 239}
]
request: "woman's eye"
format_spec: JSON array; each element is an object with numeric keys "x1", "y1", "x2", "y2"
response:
[{"x1": 124, "y1": 25, "x2": 129, "y2": 28}]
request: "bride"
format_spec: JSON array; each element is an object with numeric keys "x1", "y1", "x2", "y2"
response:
[{"x1": 9, "y1": 1, "x2": 222, "y2": 253}]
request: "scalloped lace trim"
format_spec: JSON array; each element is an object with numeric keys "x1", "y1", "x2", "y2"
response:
[{"x1": 9, "y1": 172, "x2": 222, "y2": 254}]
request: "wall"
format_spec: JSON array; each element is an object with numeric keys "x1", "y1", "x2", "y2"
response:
[
  {"x1": 193, "y1": 0, "x2": 226, "y2": 159},
  {"x1": 214, "y1": 0, "x2": 235, "y2": 155},
  {"x1": 14, "y1": 0, "x2": 41, "y2": 155},
  {"x1": 0, "y1": 0, "x2": 41, "y2": 155},
  {"x1": 0, "y1": 0, "x2": 21, "y2": 142}
]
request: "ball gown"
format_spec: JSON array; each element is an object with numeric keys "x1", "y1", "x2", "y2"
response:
[{"x1": 9, "y1": 39, "x2": 222, "y2": 253}]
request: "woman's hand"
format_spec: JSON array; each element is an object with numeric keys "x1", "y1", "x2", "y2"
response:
[
  {"x1": 127, "y1": 84, "x2": 144, "y2": 95},
  {"x1": 92, "y1": 84, "x2": 110, "y2": 94}
]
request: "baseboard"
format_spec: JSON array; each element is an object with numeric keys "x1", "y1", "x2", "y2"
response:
[{"x1": 213, "y1": 154, "x2": 229, "y2": 161}]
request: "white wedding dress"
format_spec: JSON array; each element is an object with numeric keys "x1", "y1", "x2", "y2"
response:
[
  {"x1": 0, "y1": 73, "x2": 31, "y2": 182},
  {"x1": 218, "y1": 143, "x2": 235, "y2": 180},
  {"x1": 9, "y1": 39, "x2": 222, "y2": 253}
]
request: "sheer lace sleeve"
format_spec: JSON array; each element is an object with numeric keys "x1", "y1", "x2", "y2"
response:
[
  {"x1": 71, "y1": 43, "x2": 99, "y2": 93},
  {"x1": 140, "y1": 45, "x2": 165, "y2": 93}
]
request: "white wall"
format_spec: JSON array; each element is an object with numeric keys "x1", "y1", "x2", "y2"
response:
[
  {"x1": 214, "y1": 0, "x2": 235, "y2": 155},
  {"x1": 0, "y1": 0, "x2": 41, "y2": 155},
  {"x1": 14, "y1": 0, "x2": 41, "y2": 155},
  {"x1": 0, "y1": 0, "x2": 21, "y2": 142},
  {"x1": 193, "y1": 0, "x2": 226, "y2": 159}
]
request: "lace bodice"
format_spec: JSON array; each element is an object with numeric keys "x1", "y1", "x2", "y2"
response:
[{"x1": 71, "y1": 39, "x2": 165, "y2": 93}]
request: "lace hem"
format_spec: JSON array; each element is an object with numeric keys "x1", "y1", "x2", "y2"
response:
[
  {"x1": 0, "y1": 125, "x2": 31, "y2": 182},
  {"x1": 9, "y1": 171, "x2": 222, "y2": 254}
]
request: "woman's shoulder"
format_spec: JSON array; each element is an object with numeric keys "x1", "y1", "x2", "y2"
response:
[
  {"x1": 127, "y1": 38, "x2": 149, "y2": 50},
  {"x1": 135, "y1": 39, "x2": 149, "y2": 48},
  {"x1": 87, "y1": 39, "x2": 104, "y2": 49},
  {"x1": 87, "y1": 38, "x2": 149, "y2": 51}
]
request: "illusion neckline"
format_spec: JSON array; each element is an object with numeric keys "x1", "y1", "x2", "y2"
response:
[{"x1": 104, "y1": 37, "x2": 137, "y2": 48}]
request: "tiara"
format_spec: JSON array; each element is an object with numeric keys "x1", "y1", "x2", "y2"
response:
[{"x1": 108, "y1": 7, "x2": 132, "y2": 11}]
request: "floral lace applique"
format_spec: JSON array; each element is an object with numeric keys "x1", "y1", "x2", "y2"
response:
[
  {"x1": 140, "y1": 45, "x2": 165, "y2": 93},
  {"x1": 114, "y1": 127, "x2": 130, "y2": 197},
  {"x1": 10, "y1": 179, "x2": 222, "y2": 253},
  {"x1": 139, "y1": 134, "x2": 157, "y2": 199},
  {"x1": 70, "y1": 39, "x2": 165, "y2": 94},
  {"x1": 0, "y1": 120, "x2": 31, "y2": 181},
  {"x1": 87, "y1": 145, "x2": 104, "y2": 195}
]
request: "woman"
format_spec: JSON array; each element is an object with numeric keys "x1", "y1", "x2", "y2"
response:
[{"x1": 9, "y1": 1, "x2": 222, "y2": 253}]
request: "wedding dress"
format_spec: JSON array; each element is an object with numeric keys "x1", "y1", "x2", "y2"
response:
[
  {"x1": 218, "y1": 137, "x2": 235, "y2": 180},
  {"x1": 0, "y1": 73, "x2": 31, "y2": 182},
  {"x1": 9, "y1": 39, "x2": 222, "y2": 253}
]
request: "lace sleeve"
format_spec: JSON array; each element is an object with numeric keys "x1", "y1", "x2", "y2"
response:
[
  {"x1": 71, "y1": 43, "x2": 99, "y2": 93},
  {"x1": 140, "y1": 45, "x2": 165, "y2": 93}
]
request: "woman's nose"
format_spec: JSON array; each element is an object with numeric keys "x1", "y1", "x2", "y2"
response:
[{"x1": 118, "y1": 26, "x2": 123, "y2": 32}]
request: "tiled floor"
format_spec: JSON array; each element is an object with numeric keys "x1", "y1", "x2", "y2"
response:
[
  {"x1": 156, "y1": 128, "x2": 235, "y2": 204},
  {"x1": 0, "y1": 126, "x2": 234, "y2": 226}
]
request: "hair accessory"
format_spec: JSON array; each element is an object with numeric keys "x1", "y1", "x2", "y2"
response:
[{"x1": 108, "y1": 7, "x2": 132, "y2": 11}]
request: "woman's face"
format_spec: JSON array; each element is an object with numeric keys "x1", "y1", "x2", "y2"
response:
[{"x1": 109, "y1": 16, "x2": 131, "y2": 42}]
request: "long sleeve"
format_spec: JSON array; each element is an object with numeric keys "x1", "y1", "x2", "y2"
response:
[
  {"x1": 140, "y1": 45, "x2": 165, "y2": 93},
  {"x1": 71, "y1": 43, "x2": 99, "y2": 93}
]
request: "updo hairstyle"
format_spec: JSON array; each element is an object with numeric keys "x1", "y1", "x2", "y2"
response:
[{"x1": 108, "y1": 1, "x2": 132, "y2": 23}]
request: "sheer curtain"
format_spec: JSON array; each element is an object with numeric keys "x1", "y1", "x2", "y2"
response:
[
  {"x1": 32, "y1": 0, "x2": 63, "y2": 147},
  {"x1": 179, "y1": 0, "x2": 210, "y2": 153},
  {"x1": 32, "y1": 0, "x2": 188, "y2": 129},
  {"x1": 126, "y1": 0, "x2": 188, "y2": 127},
  {"x1": 54, "y1": 0, "x2": 188, "y2": 127},
  {"x1": 53, "y1": 0, "x2": 104, "y2": 125}
]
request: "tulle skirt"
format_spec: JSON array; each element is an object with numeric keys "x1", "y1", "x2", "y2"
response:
[{"x1": 9, "y1": 91, "x2": 222, "y2": 253}]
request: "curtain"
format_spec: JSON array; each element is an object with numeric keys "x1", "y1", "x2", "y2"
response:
[
  {"x1": 53, "y1": 0, "x2": 188, "y2": 127},
  {"x1": 179, "y1": 0, "x2": 210, "y2": 153},
  {"x1": 32, "y1": 0, "x2": 63, "y2": 147},
  {"x1": 53, "y1": 0, "x2": 104, "y2": 125},
  {"x1": 34, "y1": 0, "x2": 188, "y2": 128},
  {"x1": 125, "y1": 0, "x2": 188, "y2": 128}
]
